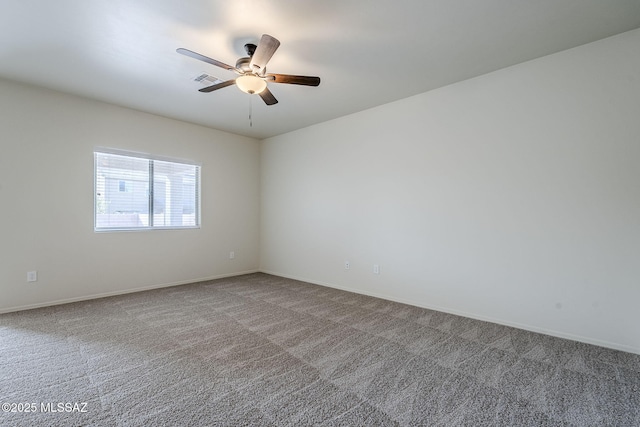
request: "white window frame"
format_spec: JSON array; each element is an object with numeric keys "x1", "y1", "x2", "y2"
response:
[{"x1": 94, "y1": 148, "x2": 201, "y2": 232}]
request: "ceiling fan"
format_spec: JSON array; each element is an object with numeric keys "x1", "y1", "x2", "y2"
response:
[{"x1": 177, "y1": 34, "x2": 320, "y2": 106}]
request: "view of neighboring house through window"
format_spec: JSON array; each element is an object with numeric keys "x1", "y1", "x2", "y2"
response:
[{"x1": 94, "y1": 149, "x2": 200, "y2": 231}]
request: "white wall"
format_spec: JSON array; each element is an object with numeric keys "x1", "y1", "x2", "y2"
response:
[
  {"x1": 260, "y1": 29, "x2": 640, "y2": 354},
  {"x1": 0, "y1": 79, "x2": 260, "y2": 312}
]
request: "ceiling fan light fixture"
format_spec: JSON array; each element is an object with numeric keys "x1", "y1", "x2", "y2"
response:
[{"x1": 236, "y1": 74, "x2": 267, "y2": 95}]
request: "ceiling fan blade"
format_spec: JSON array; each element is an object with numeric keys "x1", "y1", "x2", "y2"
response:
[
  {"x1": 199, "y1": 79, "x2": 236, "y2": 93},
  {"x1": 250, "y1": 34, "x2": 281, "y2": 74},
  {"x1": 266, "y1": 74, "x2": 321, "y2": 86},
  {"x1": 177, "y1": 48, "x2": 240, "y2": 73},
  {"x1": 259, "y1": 87, "x2": 278, "y2": 105}
]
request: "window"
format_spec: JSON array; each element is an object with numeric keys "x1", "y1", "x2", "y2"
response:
[{"x1": 94, "y1": 149, "x2": 200, "y2": 231}]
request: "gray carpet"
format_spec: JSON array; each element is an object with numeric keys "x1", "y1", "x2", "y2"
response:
[{"x1": 1, "y1": 273, "x2": 638, "y2": 426}]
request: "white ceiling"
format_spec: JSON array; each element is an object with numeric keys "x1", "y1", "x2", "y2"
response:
[{"x1": 1, "y1": 1, "x2": 640, "y2": 139}]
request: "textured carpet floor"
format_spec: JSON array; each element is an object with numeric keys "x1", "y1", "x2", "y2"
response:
[{"x1": 1, "y1": 273, "x2": 638, "y2": 426}]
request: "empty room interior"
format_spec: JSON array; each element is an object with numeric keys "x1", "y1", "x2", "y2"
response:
[{"x1": 1, "y1": 1, "x2": 639, "y2": 425}]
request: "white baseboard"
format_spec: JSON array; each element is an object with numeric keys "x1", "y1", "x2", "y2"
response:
[
  {"x1": 259, "y1": 269, "x2": 640, "y2": 356},
  {"x1": 0, "y1": 269, "x2": 259, "y2": 315},
  {"x1": 3, "y1": 268, "x2": 637, "y2": 355}
]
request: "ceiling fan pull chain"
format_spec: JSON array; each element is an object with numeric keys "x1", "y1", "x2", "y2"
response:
[{"x1": 249, "y1": 95, "x2": 253, "y2": 127}]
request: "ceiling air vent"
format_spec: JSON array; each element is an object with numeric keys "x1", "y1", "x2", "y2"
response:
[{"x1": 193, "y1": 73, "x2": 223, "y2": 87}]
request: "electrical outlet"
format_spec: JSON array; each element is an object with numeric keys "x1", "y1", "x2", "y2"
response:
[
  {"x1": 229, "y1": 251, "x2": 235, "y2": 260},
  {"x1": 344, "y1": 261, "x2": 350, "y2": 270},
  {"x1": 373, "y1": 264, "x2": 380, "y2": 274},
  {"x1": 27, "y1": 271, "x2": 38, "y2": 282}
]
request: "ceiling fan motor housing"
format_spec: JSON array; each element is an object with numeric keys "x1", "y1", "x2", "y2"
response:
[{"x1": 235, "y1": 57, "x2": 253, "y2": 73}]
